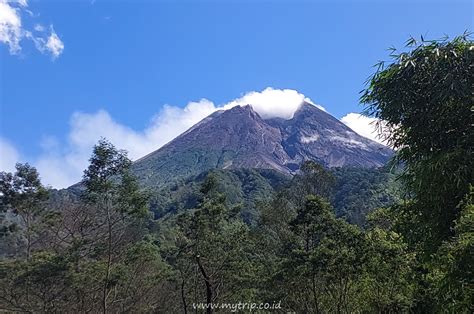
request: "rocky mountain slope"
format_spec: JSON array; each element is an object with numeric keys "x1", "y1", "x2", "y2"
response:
[{"x1": 132, "y1": 102, "x2": 392, "y2": 187}]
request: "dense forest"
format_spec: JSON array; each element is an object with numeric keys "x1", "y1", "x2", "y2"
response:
[{"x1": 0, "y1": 36, "x2": 472, "y2": 312}]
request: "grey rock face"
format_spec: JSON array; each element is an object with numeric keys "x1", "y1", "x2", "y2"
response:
[
  {"x1": 132, "y1": 103, "x2": 393, "y2": 187},
  {"x1": 267, "y1": 102, "x2": 392, "y2": 168}
]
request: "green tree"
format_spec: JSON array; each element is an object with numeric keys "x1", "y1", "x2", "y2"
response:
[
  {"x1": 80, "y1": 139, "x2": 150, "y2": 313},
  {"x1": 287, "y1": 161, "x2": 336, "y2": 209},
  {"x1": 0, "y1": 141, "x2": 173, "y2": 313},
  {"x1": 0, "y1": 163, "x2": 50, "y2": 261},
  {"x1": 361, "y1": 34, "x2": 473, "y2": 311},
  {"x1": 359, "y1": 208, "x2": 416, "y2": 311},
  {"x1": 0, "y1": 251, "x2": 70, "y2": 312},
  {"x1": 172, "y1": 174, "x2": 255, "y2": 313},
  {"x1": 280, "y1": 196, "x2": 366, "y2": 313},
  {"x1": 0, "y1": 164, "x2": 53, "y2": 308},
  {"x1": 428, "y1": 187, "x2": 474, "y2": 311},
  {"x1": 361, "y1": 33, "x2": 473, "y2": 251}
]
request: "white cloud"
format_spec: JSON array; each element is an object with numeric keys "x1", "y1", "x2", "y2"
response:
[
  {"x1": 43, "y1": 27, "x2": 64, "y2": 58},
  {"x1": 28, "y1": 27, "x2": 64, "y2": 59},
  {"x1": 0, "y1": 137, "x2": 20, "y2": 173},
  {"x1": 340, "y1": 113, "x2": 388, "y2": 145},
  {"x1": 15, "y1": 0, "x2": 27, "y2": 6},
  {"x1": 32, "y1": 101, "x2": 219, "y2": 188},
  {"x1": 222, "y1": 87, "x2": 325, "y2": 119},
  {"x1": 0, "y1": 0, "x2": 23, "y2": 53},
  {"x1": 34, "y1": 23, "x2": 44, "y2": 32},
  {"x1": 0, "y1": 0, "x2": 63, "y2": 58},
  {"x1": 5, "y1": 88, "x2": 327, "y2": 188}
]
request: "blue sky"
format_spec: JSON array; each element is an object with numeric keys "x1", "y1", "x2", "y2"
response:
[{"x1": 0, "y1": 0, "x2": 472, "y2": 187}]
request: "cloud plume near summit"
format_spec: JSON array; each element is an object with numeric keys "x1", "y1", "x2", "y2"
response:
[{"x1": 0, "y1": 88, "x2": 383, "y2": 188}]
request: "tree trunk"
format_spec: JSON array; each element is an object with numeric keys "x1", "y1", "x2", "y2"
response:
[
  {"x1": 25, "y1": 211, "x2": 31, "y2": 302},
  {"x1": 312, "y1": 273, "x2": 320, "y2": 313},
  {"x1": 196, "y1": 255, "x2": 213, "y2": 314},
  {"x1": 102, "y1": 201, "x2": 112, "y2": 314},
  {"x1": 181, "y1": 278, "x2": 188, "y2": 314}
]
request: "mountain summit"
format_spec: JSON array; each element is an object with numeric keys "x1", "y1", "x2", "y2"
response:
[{"x1": 132, "y1": 102, "x2": 392, "y2": 187}]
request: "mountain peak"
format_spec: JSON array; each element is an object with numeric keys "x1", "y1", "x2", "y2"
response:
[
  {"x1": 293, "y1": 101, "x2": 324, "y2": 115},
  {"x1": 224, "y1": 104, "x2": 260, "y2": 118},
  {"x1": 132, "y1": 103, "x2": 393, "y2": 187}
]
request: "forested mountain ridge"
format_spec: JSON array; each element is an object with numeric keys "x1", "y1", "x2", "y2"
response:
[{"x1": 148, "y1": 166, "x2": 401, "y2": 226}]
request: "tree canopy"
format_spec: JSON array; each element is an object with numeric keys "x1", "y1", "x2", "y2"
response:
[{"x1": 361, "y1": 33, "x2": 473, "y2": 249}]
